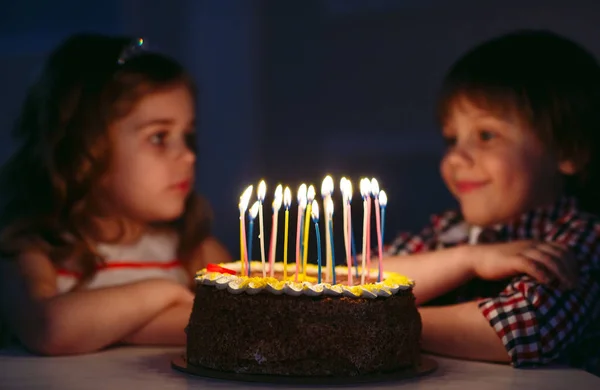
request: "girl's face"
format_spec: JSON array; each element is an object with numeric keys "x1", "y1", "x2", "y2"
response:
[
  {"x1": 440, "y1": 97, "x2": 575, "y2": 227},
  {"x1": 101, "y1": 84, "x2": 196, "y2": 224}
]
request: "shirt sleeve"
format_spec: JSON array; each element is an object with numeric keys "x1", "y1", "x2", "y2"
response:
[{"x1": 477, "y1": 218, "x2": 600, "y2": 366}]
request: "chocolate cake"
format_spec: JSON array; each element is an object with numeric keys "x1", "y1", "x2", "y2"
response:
[{"x1": 186, "y1": 261, "x2": 422, "y2": 377}]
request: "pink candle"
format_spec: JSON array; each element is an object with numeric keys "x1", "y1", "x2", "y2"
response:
[
  {"x1": 241, "y1": 215, "x2": 249, "y2": 275},
  {"x1": 370, "y1": 179, "x2": 382, "y2": 282},
  {"x1": 268, "y1": 185, "x2": 283, "y2": 277},
  {"x1": 346, "y1": 201, "x2": 353, "y2": 285},
  {"x1": 268, "y1": 212, "x2": 276, "y2": 277},
  {"x1": 366, "y1": 196, "x2": 372, "y2": 281}
]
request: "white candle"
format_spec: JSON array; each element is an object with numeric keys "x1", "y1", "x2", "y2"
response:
[
  {"x1": 257, "y1": 180, "x2": 267, "y2": 277},
  {"x1": 340, "y1": 177, "x2": 352, "y2": 285},
  {"x1": 248, "y1": 200, "x2": 260, "y2": 275},
  {"x1": 321, "y1": 175, "x2": 334, "y2": 282},
  {"x1": 360, "y1": 178, "x2": 372, "y2": 284}
]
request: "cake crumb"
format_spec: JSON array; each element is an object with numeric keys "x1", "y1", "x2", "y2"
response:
[{"x1": 254, "y1": 351, "x2": 267, "y2": 365}]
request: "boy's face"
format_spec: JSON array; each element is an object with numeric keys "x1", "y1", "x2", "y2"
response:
[
  {"x1": 440, "y1": 97, "x2": 570, "y2": 227},
  {"x1": 102, "y1": 84, "x2": 196, "y2": 223}
]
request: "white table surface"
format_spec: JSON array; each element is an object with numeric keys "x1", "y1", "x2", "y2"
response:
[{"x1": 0, "y1": 346, "x2": 599, "y2": 390}]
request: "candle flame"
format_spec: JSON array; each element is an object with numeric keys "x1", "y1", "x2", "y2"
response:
[
  {"x1": 249, "y1": 201, "x2": 260, "y2": 220},
  {"x1": 283, "y1": 186, "x2": 292, "y2": 209},
  {"x1": 311, "y1": 200, "x2": 320, "y2": 221},
  {"x1": 340, "y1": 177, "x2": 348, "y2": 193},
  {"x1": 298, "y1": 183, "x2": 307, "y2": 202},
  {"x1": 360, "y1": 178, "x2": 372, "y2": 198},
  {"x1": 322, "y1": 175, "x2": 334, "y2": 197},
  {"x1": 346, "y1": 180, "x2": 353, "y2": 203},
  {"x1": 307, "y1": 185, "x2": 316, "y2": 202},
  {"x1": 325, "y1": 197, "x2": 334, "y2": 216},
  {"x1": 379, "y1": 190, "x2": 388, "y2": 207},
  {"x1": 239, "y1": 185, "x2": 253, "y2": 212},
  {"x1": 257, "y1": 180, "x2": 267, "y2": 202},
  {"x1": 298, "y1": 183, "x2": 307, "y2": 208},
  {"x1": 299, "y1": 195, "x2": 307, "y2": 209},
  {"x1": 370, "y1": 178, "x2": 380, "y2": 196},
  {"x1": 273, "y1": 184, "x2": 283, "y2": 211}
]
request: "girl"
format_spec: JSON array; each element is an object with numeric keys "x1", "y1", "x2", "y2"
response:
[
  {"x1": 0, "y1": 34, "x2": 231, "y2": 355},
  {"x1": 385, "y1": 30, "x2": 600, "y2": 374}
]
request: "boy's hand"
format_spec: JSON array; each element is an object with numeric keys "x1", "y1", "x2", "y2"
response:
[{"x1": 469, "y1": 241, "x2": 578, "y2": 290}]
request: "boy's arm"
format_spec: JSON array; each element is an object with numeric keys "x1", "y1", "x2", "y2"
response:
[
  {"x1": 0, "y1": 250, "x2": 193, "y2": 355},
  {"x1": 384, "y1": 211, "x2": 475, "y2": 305},
  {"x1": 420, "y1": 259, "x2": 599, "y2": 365},
  {"x1": 384, "y1": 246, "x2": 474, "y2": 305},
  {"x1": 419, "y1": 302, "x2": 510, "y2": 362}
]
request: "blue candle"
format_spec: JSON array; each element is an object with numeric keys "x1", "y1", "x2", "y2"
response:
[
  {"x1": 379, "y1": 191, "x2": 388, "y2": 282},
  {"x1": 247, "y1": 218, "x2": 254, "y2": 275},
  {"x1": 329, "y1": 219, "x2": 336, "y2": 285},
  {"x1": 378, "y1": 208, "x2": 385, "y2": 282},
  {"x1": 247, "y1": 201, "x2": 260, "y2": 276},
  {"x1": 310, "y1": 200, "x2": 322, "y2": 283}
]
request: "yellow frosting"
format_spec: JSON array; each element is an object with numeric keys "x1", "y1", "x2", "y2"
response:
[{"x1": 196, "y1": 261, "x2": 414, "y2": 299}]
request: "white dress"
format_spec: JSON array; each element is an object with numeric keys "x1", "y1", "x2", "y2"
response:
[{"x1": 56, "y1": 231, "x2": 189, "y2": 293}]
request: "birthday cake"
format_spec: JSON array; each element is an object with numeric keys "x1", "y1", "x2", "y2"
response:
[
  {"x1": 186, "y1": 261, "x2": 421, "y2": 377},
  {"x1": 185, "y1": 177, "x2": 421, "y2": 377}
]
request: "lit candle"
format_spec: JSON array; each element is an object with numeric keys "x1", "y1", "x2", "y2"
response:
[
  {"x1": 239, "y1": 185, "x2": 253, "y2": 276},
  {"x1": 295, "y1": 184, "x2": 307, "y2": 282},
  {"x1": 257, "y1": 180, "x2": 267, "y2": 278},
  {"x1": 371, "y1": 178, "x2": 382, "y2": 282},
  {"x1": 283, "y1": 187, "x2": 292, "y2": 280},
  {"x1": 325, "y1": 197, "x2": 336, "y2": 285},
  {"x1": 268, "y1": 184, "x2": 283, "y2": 277},
  {"x1": 340, "y1": 178, "x2": 352, "y2": 285},
  {"x1": 346, "y1": 180, "x2": 359, "y2": 280},
  {"x1": 311, "y1": 200, "x2": 322, "y2": 284},
  {"x1": 302, "y1": 185, "x2": 315, "y2": 278},
  {"x1": 322, "y1": 176, "x2": 334, "y2": 282},
  {"x1": 360, "y1": 178, "x2": 372, "y2": 284},
  {"x1": 366, "y1": 179, "x2": 375, "y2": 280},
  {"x1": 248, "y1": 201, "x2": 260, "y2": 276},
  {"x1": 378, "y1": 190, "x2": 388, "y2": 282}
]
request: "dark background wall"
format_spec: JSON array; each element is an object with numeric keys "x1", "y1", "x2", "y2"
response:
[{"x1": 1, "y1": 0, "x2": 598, "y2": 258}]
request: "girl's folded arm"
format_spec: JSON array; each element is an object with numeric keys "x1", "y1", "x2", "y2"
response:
[{"x1": 0, "y1": 250, "x2": 192, "y2": 356}]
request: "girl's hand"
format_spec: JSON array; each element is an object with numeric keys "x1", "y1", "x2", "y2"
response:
[{"x1": 470, "y1": 241, "x2": 578, "y2": 289}]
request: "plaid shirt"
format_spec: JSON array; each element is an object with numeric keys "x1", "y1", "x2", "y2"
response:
[{"x1": 387, "y1": 197, "x2": 600, "y2": 374}]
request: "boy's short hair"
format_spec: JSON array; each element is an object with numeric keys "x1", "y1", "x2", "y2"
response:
[{"x1": 437, "y1": 30, "x2": 600, "y2": 212}]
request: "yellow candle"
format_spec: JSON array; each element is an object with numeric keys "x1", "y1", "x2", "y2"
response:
[
  {"x1": 302, "y1": 185, "x2": 315, "y2": 278},
  {"x1": 283, "y1": 187, "x2": 292, "y2": 280}
]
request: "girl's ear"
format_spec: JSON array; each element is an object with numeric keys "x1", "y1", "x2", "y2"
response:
[{"x1": 558, "y1": 159, "x2": 579, "y2": 175}]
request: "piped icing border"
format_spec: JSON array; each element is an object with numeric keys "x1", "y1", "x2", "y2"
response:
[{"x1": 195, "y1": 261, "x2": 414, "y2": 299}]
